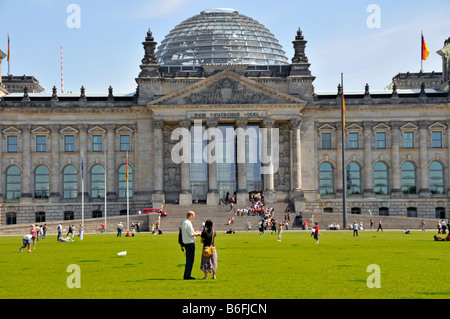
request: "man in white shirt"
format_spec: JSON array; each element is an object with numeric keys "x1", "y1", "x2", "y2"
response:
[{"x1": 181, "y1": 211, "x2": 201, "y2": 280}]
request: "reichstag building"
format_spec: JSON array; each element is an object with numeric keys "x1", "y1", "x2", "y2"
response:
[{"x1": 0, "y1": 8, "x2": 449, "y2": 225}]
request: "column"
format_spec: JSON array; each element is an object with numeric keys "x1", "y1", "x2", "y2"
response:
[
  {"x1": 418, "y1": 120, "x2": 430, "y2": 197},
  {"x1": 152, "y1": 119, "x2": 165, "y2": 207},
  {"x1": 363, "y1": 121, "x2": 374, "y2": 197},
  {"x1": 78, "y1": 124, "x2": 88, "y2": 199},
  {"x1": 206, "y1": 118, "x2": 219, "y2": 206},
  {"x1": 235, "y1": 119, "x2": 248, "y2": 205},
  {"x1": 0, "y1": 125, "x2": 3, "y2": 200},
  {"x1": 447, "y1": 120, "x2": 450, "y2": 195},
  {"x1": 390, "y1": 121, "x2": 402, "y2": 198},
  {"x1": 262, "y1": 118, "x2": 276, "y2": 203},
  {"x1": 290, "y1": 117, "x2": 304, "y2": 196},
  {"x1": 290, "y1": 116, "x2": 305, "y2": 213},
  {"x1": 49, "y1": 125, "x2": 60, "y2": 202},
  {"x1": 106, "y1": 124, "x2": 116, "y2": 198},
  {"x1": 178, "y1": 119, "x2": 192, "y2": 205},
  {"x1": 21, "y1": 125, "x2": 32, "y2": 202}
]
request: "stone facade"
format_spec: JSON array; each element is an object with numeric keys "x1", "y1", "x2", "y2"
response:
[{"x1": 0, "y1": 25, "x2": 449, "y2": 227}]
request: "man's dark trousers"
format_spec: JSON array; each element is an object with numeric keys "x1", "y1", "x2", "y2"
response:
[{"x1": 184, "y1": 243, "x2": 195, "y2": 279}]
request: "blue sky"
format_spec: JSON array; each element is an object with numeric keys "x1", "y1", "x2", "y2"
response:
[{"x1": 0, "y1": 0, "x2": 449, "y2": 94}]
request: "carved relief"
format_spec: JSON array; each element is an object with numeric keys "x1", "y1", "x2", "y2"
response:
[
  {"x1": 274, "y1": 121, "x2": 291, "y2": 191},
  {"x1": 163, "y1": 124, "x2": 181, "y2": 192},
  {"x1": 185, "y1": 78, "x2": 277, "y2": 104}
]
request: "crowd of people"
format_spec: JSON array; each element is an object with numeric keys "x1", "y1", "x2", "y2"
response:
[{"x1": 19, "y1": 223, "x2": 80, "y2": 252}]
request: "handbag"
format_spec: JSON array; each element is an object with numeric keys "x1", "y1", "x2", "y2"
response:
[{"x1": 202, "y1": 230, "x2": 215, "y2": 258}]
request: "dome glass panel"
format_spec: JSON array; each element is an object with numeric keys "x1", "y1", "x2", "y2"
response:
[{"x1": 156, "y1": 8, "x2": 289, "y2": 66}]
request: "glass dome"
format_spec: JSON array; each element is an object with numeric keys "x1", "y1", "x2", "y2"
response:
[{"x1": 155, "y1": 8, "x2": 289, "y2": 66}]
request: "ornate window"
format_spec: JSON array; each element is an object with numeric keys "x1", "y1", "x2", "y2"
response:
[
  {"x1": 429, "y1": 161, "x2": 444, "y2": 194},
  {"x1": 6, "y1": 166, "x2": 21, "y2": 199},
  {"x1": 346, "y1": 162, "x2": 361, "y2": 195},
  {"x1": 35, "y1": 165, "x2": 50, "y2": 198},
  {"x1": 91, "y1": 164, "x2": 105, "y2": 198},
  {"x1": 319, "y1": 162, "x2": 334, "y2": 195},
  {"x1": 118, "y1": 164, "x2": 133, "y2": 198},
  {"x1": 373, "y1": 162, "x2": 388, "y2": 195},
  {"x1": 63, "y1": 165, "x2": 78, "y2": 199},
  {"x1": 401, "y1": 161, "x2": 416, "y2": 194}
]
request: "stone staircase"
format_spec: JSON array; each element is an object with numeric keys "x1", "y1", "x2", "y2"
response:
[{"x1": 158, "y1": 201, "x2": 292, "y2": 232}]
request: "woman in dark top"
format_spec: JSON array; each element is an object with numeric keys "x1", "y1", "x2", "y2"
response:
[{"x1": 200, "y1": 220, "x2": 217, "y2": 279}]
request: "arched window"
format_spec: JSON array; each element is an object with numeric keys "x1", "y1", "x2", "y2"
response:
[
  {"x1": 429, "y1": 161, "x2": 444, "y2": 194},
  {"x1": 319, "y1": 162, "x2": 334, "y2": 195},
  {"x1": 35, "y1": 165, "x2": 49, "y2": 198},
  {"x1": 346, "y1": 162, "x2": 361, "y2": 195},
  {"x1": 91, "y1": 164, "x2": 105, "y2": 198},
  {"x1": 373, "y1": 162, "x2": 388, "y2": 195},
  {"x1": 118, "y1": 164, "x2": 133, "y2": 198},
  {"x1": 401, "y1": 161, "x2": 416, "y2": 194},
  {"x1": 63, "y1": 165, "x2": 78, "y2": 199},
  {"x1": 6, "y1": 166, "x2": 21, "y2": 199}
]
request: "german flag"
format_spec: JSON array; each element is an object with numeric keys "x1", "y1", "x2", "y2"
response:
[
  {"x1": 126, "y1": 152, "x2": 129, "y2": 182},
  {"x1": 342, "y1": 89, "x2": 346, "y2": 138},
  {"x1": 7, "y1": 33, "x2": 10, "y2": 62},
  {"x1": 422, "y1": 32, "x2": 430, "y2": 61}
]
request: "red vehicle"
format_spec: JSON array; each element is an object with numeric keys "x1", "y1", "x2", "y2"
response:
[{"x1": 143, "y1": 208, "x2": 167, "y2": 217}]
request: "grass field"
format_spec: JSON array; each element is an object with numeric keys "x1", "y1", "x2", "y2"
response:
[{"x1": 1, "y1": 229, "x2": 449, "y2": 299}]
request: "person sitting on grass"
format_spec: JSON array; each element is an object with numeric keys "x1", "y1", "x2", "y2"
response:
[
  {"x1": 434, "y1": 234, "x2": 450, "y2": 241},
  {"x1": 58, "y1": 235, "x2": 74, "y2": 242}
]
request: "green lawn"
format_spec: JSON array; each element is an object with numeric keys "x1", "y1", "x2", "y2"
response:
[{"x1": 1, "y1": 230, "x2": 449, "y2": 299}]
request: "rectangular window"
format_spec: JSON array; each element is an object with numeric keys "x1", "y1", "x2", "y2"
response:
[
  {"x1": 6, "y1": 213, "x2": 17, "y2": 225},
  {"x1": 64, "y1": 211, "x2": 75, "y2": 220},
  {"x1": 35, "y1": 212, "x2": 46, "y2": 223},
  {"x1": 376, "y1": 132, "x2": 386, "y2": 149},
  {"x1": 404, "y1": 132, "x2": 414, "y2": 148},
  {"x1": 36, "y1": 136, "x2": 46, "y2": 152},
  {"x1": 432, "y1": 131, "x2": 442, "y2": 148},
  {"x1": 7, "y1": 136, "x2": 18, "y2": 153},
  {"x1": 120, "y1": 135, "x2": 130, "y2": 151},
  {"x1": 92, "y1": 135, "x2": 102, "y2": 152},
  {"x1": 65, "y1": 135, "x2": 75, "y2": 152},
  {"x1": 321, "y1": 133, "x2": 331, "y2": 149},
  {"x1": 348, "y1": 132, "x2": 358, "y2": 149}
]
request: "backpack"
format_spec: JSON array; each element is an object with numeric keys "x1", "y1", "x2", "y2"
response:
[{"x1": 178, "y1": 227, "x2": 185, "y2": 252}]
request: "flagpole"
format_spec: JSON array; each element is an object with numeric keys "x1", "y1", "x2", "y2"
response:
[
  {"x1": 104, "y1": 149, "x2": 107, "y2": 232},
  {"x1": 7, "y1": 33, "x2": 11, "y2": 76},
  {"x1": 341, "y1": 73, "x2": 347, "y2": 229},
  {"x1": 421, "y1": 31, "x2": 423, "y2": 73},
  {"x1": 126, "y1": 151, "x2": 129, "y2": 232}
]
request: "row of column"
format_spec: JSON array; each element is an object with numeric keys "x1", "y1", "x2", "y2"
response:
[
  {"x1": 0, "y1": 124, "x2": 122, "y2": 200},
  {"x1": 152, "y1": 117, "x2": 304, "y2": 205},
  {"x1": 334, "y1": 120, "x2": 450, "y2": 197}
]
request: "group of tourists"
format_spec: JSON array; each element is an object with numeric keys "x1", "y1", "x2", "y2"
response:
[{"x1": 19, "y1": 223, "x2": 80, "y2": 252}]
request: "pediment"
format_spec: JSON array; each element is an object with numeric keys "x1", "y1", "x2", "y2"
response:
[
  {"x1": 60, "y1": 126, "x2": 79, "y2": 134},
  {"x1": 318, "y1": 123, "x2": 336, "y2": 131},
  {"x1": 115, "y1": 125, "x2": 134, "y2": 133},
  {"x1": 372, "y1": 123, "x2": 391, "y2": 131},
  {"x1": 88, "y1": 126, "x2": 106, "y2": 134},
  {"x1": 2, "y1": 126, "x2": 21, "y2": 135},
  {"x1": 428, "y1": 122, "x2": 447, "y2": 130},
  {"x1": 400, "y1": 123, "x2": 419, "y2": 131},
  {"x1": 148, "y1": 70, "x2": 306, "y2": 106},
  {"x1": 346, "y1": 123, "x2": 363, "y2": 131},
  {"x1": 31, "y1": 126, "x2": 50, "y2": 134}
]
